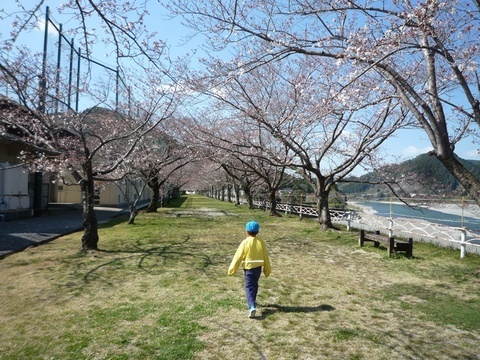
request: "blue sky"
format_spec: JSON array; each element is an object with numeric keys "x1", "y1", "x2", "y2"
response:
[
  {"x1": 2, "y1": 1, "x2": 479, "y2": 166},
  {"x1": 383, "y1": 128, "x2": 478, "y2": 163}
]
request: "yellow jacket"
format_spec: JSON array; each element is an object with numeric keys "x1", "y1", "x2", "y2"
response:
[{"x1": 228, "y1": 236, "x2": 271, "y2": 277}]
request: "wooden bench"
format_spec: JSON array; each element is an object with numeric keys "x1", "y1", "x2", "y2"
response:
[{"x1": 359, "y1": 230, "x2": 413, "y2": 257}]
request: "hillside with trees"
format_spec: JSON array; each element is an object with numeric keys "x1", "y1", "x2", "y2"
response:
[{"x1": 339, "y1": 154, "x2": 480, "y2": 200}]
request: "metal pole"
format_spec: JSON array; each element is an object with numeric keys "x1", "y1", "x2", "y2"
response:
[
  {"x1": 76, "y1": 47, "x2": 81, "y2": 112},
  {"x1": 33, "y1": 6, "x2": 49, "y2": 217},
  {"x1": 389, "y1": 195, "x2": 393, "y2": 218},
  {"x1": 67, "y1": 38, "x2": 74, "y2": 110},
  {"x1": 39, "y1": 6, "x2": 50, "y2": 113},
  {"x1": 299, "y1": 193, "x2": 303, "y2": 219},
  {"x1": 55, "y1": 23, "x2": 62, "y2": 113},
  {"x1": 460, "y1": 228, "x2": 467, "y2": 258},
  {"x1": 285, "y1": 193, "x2": 289, "y2": 215}
]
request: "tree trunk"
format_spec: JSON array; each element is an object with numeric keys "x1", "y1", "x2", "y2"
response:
[
  {"x1": 269, "y1": 189, "x2": 280, "y2": 216},
  {"x1": 435, "y1": 154, "x2": 480, "y2": 205},
  {"x1": 80, "y1": 163, "x2": 99, "y2": 251},
  {"x1": 146, "y1": 177, "x2": 160, "y2": 213},
  {"x1": 234, "y1": 184, "x2": 240, "y2": 205},
  {"x1": 128, "y1": 204, "x2": 138, "y2": 224},
  {"x1": 316, "y1": 193, "x2": 334, "y2": 230},
  {"x1": 242, "y1": 183, "x2": 254, "y2": 209},
  {"x1": 314, "y1": 179, "x2": 336, "y2": 230}
]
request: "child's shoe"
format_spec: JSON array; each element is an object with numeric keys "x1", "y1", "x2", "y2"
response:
[{"x1": 248, "y1": 306, "x2": 256, "y2": 318}]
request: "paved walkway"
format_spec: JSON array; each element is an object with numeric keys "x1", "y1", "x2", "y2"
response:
[{"x1": 0, "y1": 204, "x2": 132, "y2": 259}]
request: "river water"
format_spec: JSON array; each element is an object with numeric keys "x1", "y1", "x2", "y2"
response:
[{"x1": 357, "y1": 201, "x2": 480, "y2": 232}]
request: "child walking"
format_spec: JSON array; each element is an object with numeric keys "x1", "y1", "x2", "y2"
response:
[{"x1": 228, "y1": 220, "x2": 271, "y2": 318}]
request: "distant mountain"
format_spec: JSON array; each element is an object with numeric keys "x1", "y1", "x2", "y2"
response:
[{"x1": 338, "y1": 154, "x2": 480, "y2": 199}]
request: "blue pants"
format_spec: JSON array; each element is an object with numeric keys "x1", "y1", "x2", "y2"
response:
[{"x1": 244, "y1": 267, "x2": 262, "y2": 309}]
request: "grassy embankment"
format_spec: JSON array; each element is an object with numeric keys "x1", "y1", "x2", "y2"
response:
[{"x1": 0, "y1": 194, "x2": 479, "y2": 359}]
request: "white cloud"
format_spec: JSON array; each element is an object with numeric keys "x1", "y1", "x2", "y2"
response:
[
  {"x1": 462, "y1": 149, "x2": 480, "y2": 159},
  {"x1": 36, "y1": 18, "x2": 59, "y2": 36},
  {"x1": 403, "y1": 145, "x2": 433, "y2": 157},
  {"x1": 403, "y1": 146, "x2": 480, "y2": 160}
]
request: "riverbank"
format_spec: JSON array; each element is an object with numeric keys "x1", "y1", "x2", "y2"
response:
[
  {"x1": 348, "y1": 200, "x2": 480, "y2": 255},
  {"x1": 427, "y1": 202, "x2": 480, "y2": 218},
  {"x1": 351, "y1": 200, "x2": 480, "y2": 218}
]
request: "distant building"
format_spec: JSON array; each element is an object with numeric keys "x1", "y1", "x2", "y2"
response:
[
  {"x1": 0, "y1": 98, "x2": 152, "y2": 221},
  {"x1": 0, "y1": 134, "x2": 49, "y2": 221},
  {"x1": 51, "y1": 175, "x2": 152, "y2": 207}
]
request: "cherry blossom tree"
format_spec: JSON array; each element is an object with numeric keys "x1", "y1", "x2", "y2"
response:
[
  {"x1": 167, "y1": 0, "x2": 480, "y2": 205},
  {"x1": 112, "y1": 173, "x2": 149, "y2": 225},
  {"x1": 220, "y1": 160, "x2": 264, "y2": 208},
  {"x1": 0, "y1": 85, "x2": 177, "y2": 250},
  {"x1": 178, "y1": 50, "x2": 408, "y2": 228},
  {"x1": 227, "y1": 149, "x2": 287, "y2": 216},
  {"x1": 109, "y1": 126, "x2": 194, "y2": 225},
  {"x1": 133, "y1": 123, "x2": 196, "y2": 214},
  {"x1": 0, "y1": 2, "x2": 180, "y2": 251},
  {"x1": 179, "y1": 103, "x2": 291, "y2": 216}
]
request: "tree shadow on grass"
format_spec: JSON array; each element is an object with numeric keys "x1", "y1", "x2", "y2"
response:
[
  {"x1": 257, "y1": 304, "x2": 335, "y2": 319},
  {"x1": 166, "y1": 196, "x2": 190, "y2": 208},
  {"x1": 80, "y1": 236, "x2": 214, "y2": 282}
]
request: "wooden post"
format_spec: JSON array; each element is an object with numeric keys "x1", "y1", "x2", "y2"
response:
[
  {"x1": 374, "y1": 230, "x2": 381, "y2": 248},
  {"x1": 407, "y1": 238, "x2": 413, "y2": 258},
  {"x1": 359, "y1": 230, "x2": 365, "y2": 247},
  {"x1": 387, "y1": 237, "x2": 394, "y2": 257}
]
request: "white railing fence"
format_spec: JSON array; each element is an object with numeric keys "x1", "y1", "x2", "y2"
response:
[{"x1": 251, "y1": 200, "x2": 480, "y2": 258}]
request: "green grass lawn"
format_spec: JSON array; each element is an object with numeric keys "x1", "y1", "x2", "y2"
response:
[{"x1": 1, "y1": 194, "x2": 479, "y2": 359}]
